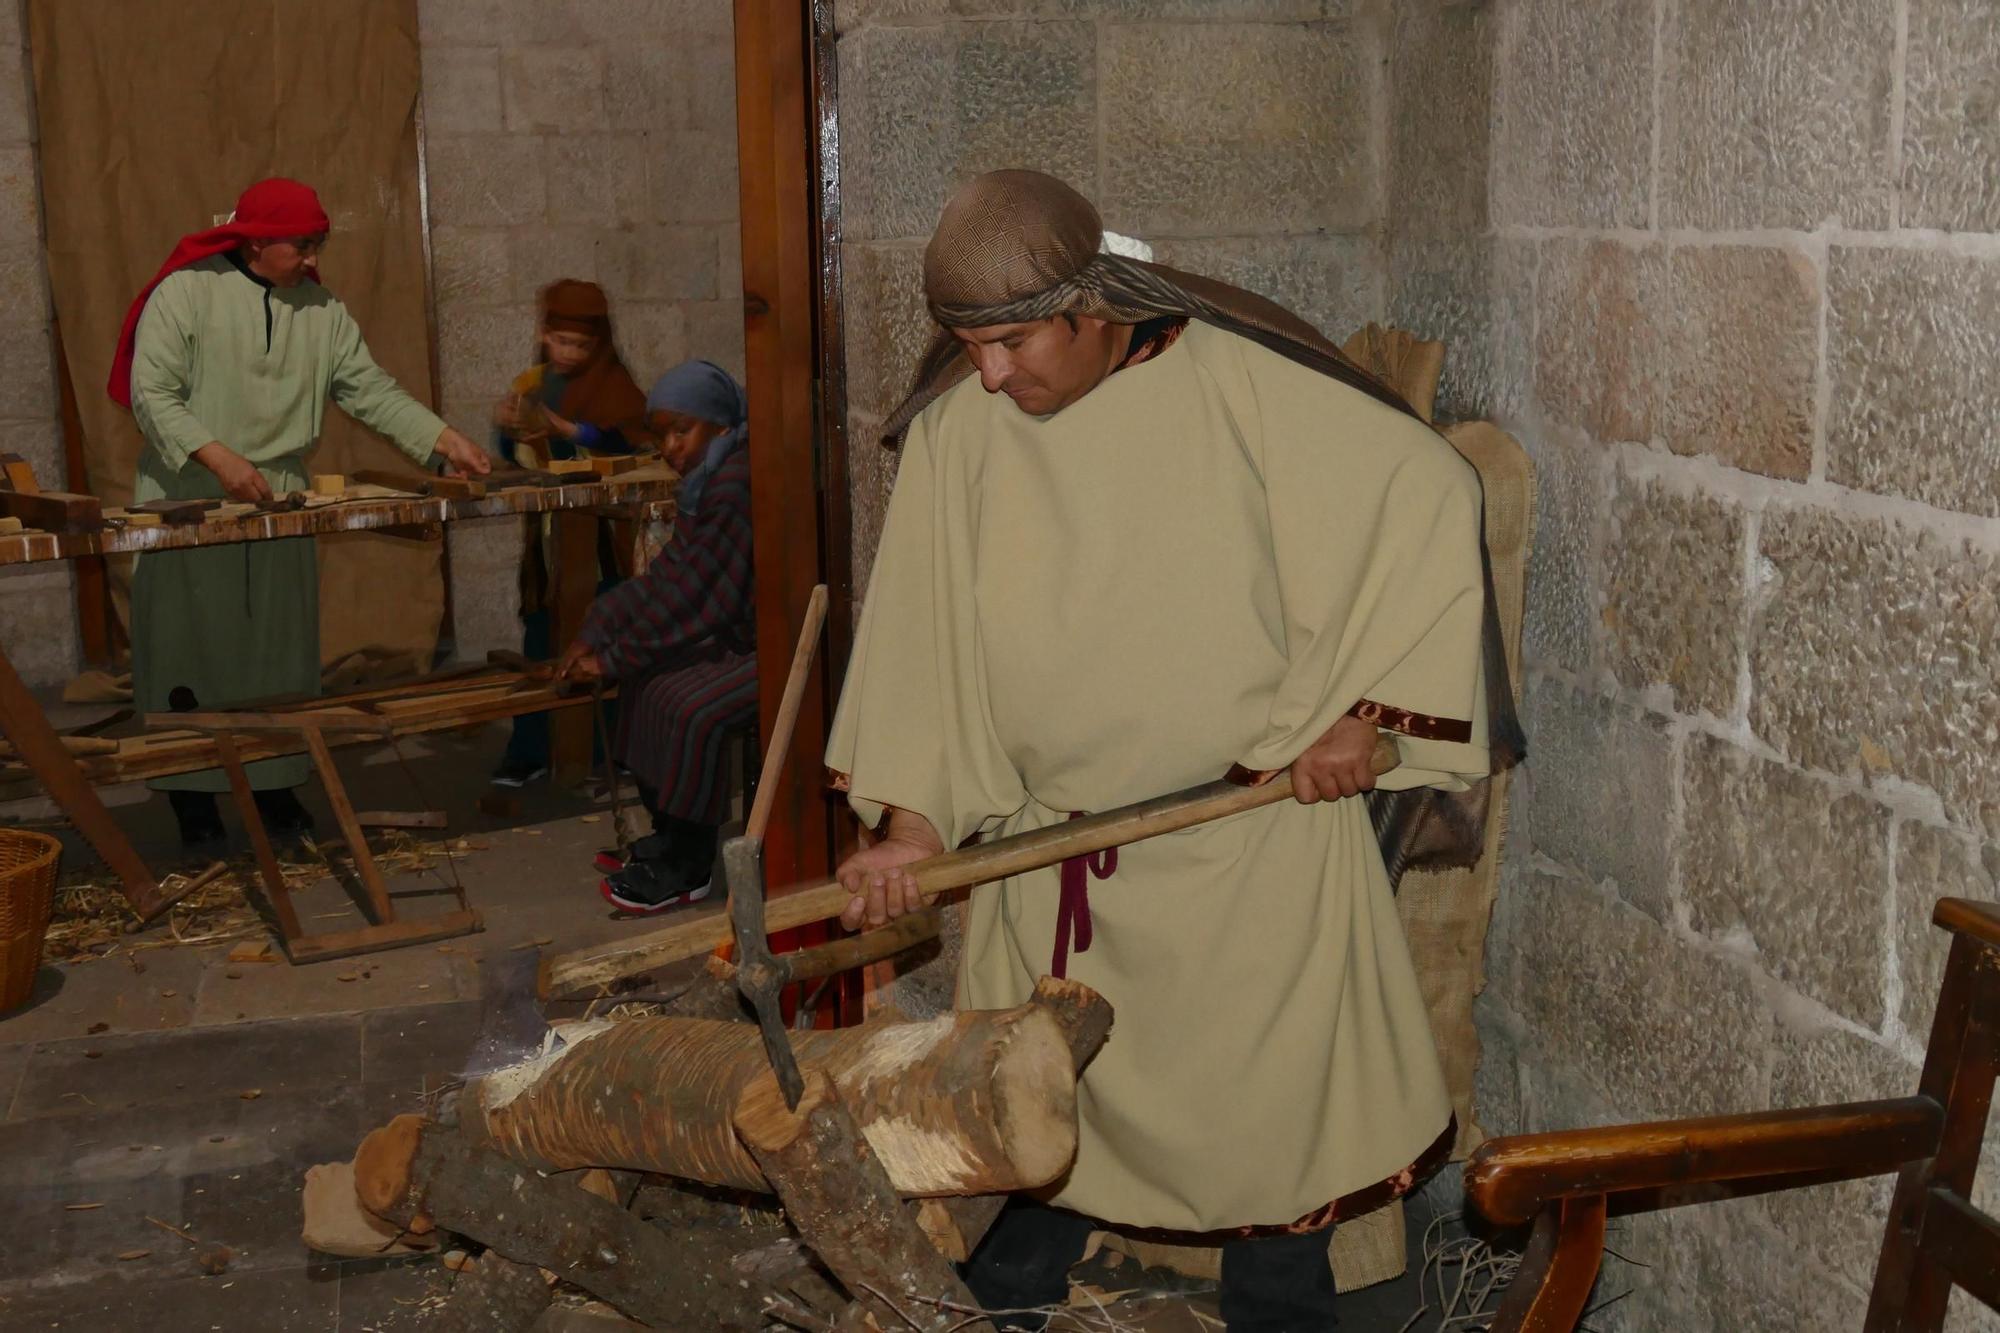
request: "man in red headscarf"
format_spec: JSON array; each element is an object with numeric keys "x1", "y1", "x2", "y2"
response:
[{"x1": 111, "y1": 178, "x2": 489, "y2": 848}]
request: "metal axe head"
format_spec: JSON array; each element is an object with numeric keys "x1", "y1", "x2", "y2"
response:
[
  {"x1": 459, "y1": 947, "x2": 552, "y2": 1080},
  {"x1": 724, "y1": 834, "x2": 806, "y2": 1110}
]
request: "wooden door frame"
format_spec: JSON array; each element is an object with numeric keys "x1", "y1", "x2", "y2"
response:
[{"x1": 733, "y1": 0, "x2": 853, "y2": 897}]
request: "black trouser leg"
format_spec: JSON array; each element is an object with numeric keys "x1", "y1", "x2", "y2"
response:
[
  {"x1": 960, "y1": 1199, "x2": 1095, "y2": 1330},
  {"x1": 1219, "y1": 1226, "x2": 1339, "y2": 1332},
  {"x1": 167, "y1": 790, "x2": 224, "y2": 846}
]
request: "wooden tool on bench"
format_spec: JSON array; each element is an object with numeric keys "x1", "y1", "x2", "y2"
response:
[
  {"x1": 543, "y1": 729, "x2": 1402, "y2": 999},
  {"x1": 350, "y1": 468, "x2": 488, "y2": 500}
]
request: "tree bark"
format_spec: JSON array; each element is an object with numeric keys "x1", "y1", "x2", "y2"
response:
[
  {"x1": 737, "y1": 1069, "x2": 994, "y2": 1333},
  {"x1": 432, "y1": 1253, "x2": 551, "y2": 1333},
  {"x1": 454, "y1": 992, "x2": 1092, "y2": 1197},
  {"x1": 355, "y1": 1115, "x2": 781, "y2": 1330}
]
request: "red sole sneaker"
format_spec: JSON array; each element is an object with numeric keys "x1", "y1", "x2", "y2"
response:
[
  {"x1": 598, "y1": 876, "x2": 713, "y2": 915},
  {"x1": 593, "y1": 849, "x2": 625, "y2": 874}
]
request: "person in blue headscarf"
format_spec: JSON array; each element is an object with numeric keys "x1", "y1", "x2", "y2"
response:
[{"x1": 557, "y1": 360, "x2": 755, "y2": 912}]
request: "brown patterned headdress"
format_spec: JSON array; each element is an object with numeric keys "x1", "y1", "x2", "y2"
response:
[
  {"x1": 884, "y1": 169, "x2": 1525, "y2": 885},
  {"x1": 882, "y1": 169, "x2": 1414, "y2": 442}
]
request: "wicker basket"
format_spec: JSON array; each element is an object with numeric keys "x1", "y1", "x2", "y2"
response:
[{"x1": 0, "y1": 829, "x2": 61, "y2": 1014}]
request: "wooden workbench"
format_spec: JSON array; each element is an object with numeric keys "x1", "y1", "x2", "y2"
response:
[{"x1": 0, "y1": 470, "x2": 675, "y2": 921}]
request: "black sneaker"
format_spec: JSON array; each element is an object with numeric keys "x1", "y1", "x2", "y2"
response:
[
  {"x1": 593, "y1": 832, "x2": 669, "y2": 875},
  {"x1": 168, "y1": 791, "x2": 226, "y2": 850},
  {"x1": 253, "y1": 787, "x2": 316, "y2": 842},
  {"x1": 599, "y1": 857, "x2": 713, "y2": 915},
  {"x1": 490, "y1": 756, "x2": 549, "y2": 788}
]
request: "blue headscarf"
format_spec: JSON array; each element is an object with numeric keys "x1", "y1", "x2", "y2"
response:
[{"x1": 647, "y1": 360, "x2": 747, "y2": 514}]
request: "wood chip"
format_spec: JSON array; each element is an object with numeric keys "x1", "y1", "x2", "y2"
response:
[
  {"x1": 336, "y1": 972, "x2": 359, "y2": 982},
  {"x1": 239, "y1": 1089, "x2": 262, "y2": 1101},
  {"x1": 117, "y1": 1249, "x2": 150, "y2": 1261},
  {"x1": 159, "y1": 990, "x2": 177, "y2": 998},
  {"x1": 579, "y1": 814, "x2": 602, "y2": 824},
  {"x1": 86, "y1": 1022, "x2": 109, "y2": 1034},
  {"x1": 510, "y1": 937, "x2": 553, "y2": 951},
  {"x1": 65, "y1": 1202, "x2": 104, "y2": 1211},
  {"x1": 83, "y1": 1051, "x2": 103, "y2": 1060}
]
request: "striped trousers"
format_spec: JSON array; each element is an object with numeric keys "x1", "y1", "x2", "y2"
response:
[{"x1": 615, "y1": 645, "x2": 758, "y2": 824}]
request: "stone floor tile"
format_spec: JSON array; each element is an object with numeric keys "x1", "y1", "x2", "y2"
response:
[
  {"x1": 13, "y1": 1014, "x2": 360, "y2": 1120},
  {"x1": 357, "y1": 1001, "x2": 483, "y2": 1091},
  {"x1": 0, "y1": 1263, "x2": 338, "y2": 1331},
  {"x1": 190, "y1": 929, "x2": 468, "y2": 1026},
  {"x1": 331, "y1": 1253, "x2": 448, "y2": 1330},
  {"x1": 0, "y1": 946, "x2": 207, "y2": 1045},
  {"x1": 0, "y1": 1083, "x2": 368, "y2": 1287}
]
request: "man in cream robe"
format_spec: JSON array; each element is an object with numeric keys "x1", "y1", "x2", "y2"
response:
[{"x1": 826, "y1": 171, "x2": 1496, "y2": 1330}]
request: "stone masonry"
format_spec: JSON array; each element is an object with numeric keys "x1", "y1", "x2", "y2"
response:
[
  {"x1": 1457, "y1": 0, "x2": 2000, "y2": 1328},
  {"x1": 420, "y1": 0, "x2": 744, "y2": 658},
  {"x1": 0, "y1": 0, "x2": 743, "y2": 677}
]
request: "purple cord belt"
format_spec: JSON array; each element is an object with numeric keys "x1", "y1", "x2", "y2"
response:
[{"x1": 1052, "y1": 810, "x2": 1117, "y2": 980}]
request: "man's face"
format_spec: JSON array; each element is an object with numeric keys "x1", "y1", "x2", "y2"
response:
[
  {"x1": 649, "y1": 409, "x2": 724, "y2": 472},
  {"x1": 951, "y1": 315, "x2": 1123, "y2": 416},
  {"x1": 543, "y1": 329, "x2": 598, "y2": 374},
  {"x1": 244, "y1": 235, "x2": 323, "y2": 288}
]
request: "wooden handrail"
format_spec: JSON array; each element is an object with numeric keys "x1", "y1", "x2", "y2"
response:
[
  {"x1": 1465, "y1": 1096, "x2": 1943, "y2": 1227},
  {"x1": 1933, "y1": 898, "x2": 2000, "y2": 953}
]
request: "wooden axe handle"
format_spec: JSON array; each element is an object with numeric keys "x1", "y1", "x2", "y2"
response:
[{"x1": 542, "y1": 733, "x2": 1400, "y2": 998}]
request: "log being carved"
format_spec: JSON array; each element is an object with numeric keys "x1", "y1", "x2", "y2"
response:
[{"x1": 453, "y1": 996, "x2": 1083, "y2": 1197}]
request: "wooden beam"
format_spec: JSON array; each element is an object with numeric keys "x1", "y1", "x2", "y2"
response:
[
  {"x1": 735, "y1": 0, "x2": 836, "y2": 964},
  {"x1": 0, "y1": 638, "x2": 170, "y2": 919}
]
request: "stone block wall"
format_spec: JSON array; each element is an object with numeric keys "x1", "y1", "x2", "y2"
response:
[
  {"x1": 834, "y1": 0, "x2": 1394, "y2": 595},
  {"x1": 0, "y1": 0, "x2": 743, "y2": 679},
  {"x1": 419, "y1": 0, "x2": 743, "y2": 657},
  {"x1": 1443, "y1": 1, "x2": 2000, "y2": 1326},
  {"x1": 0, "y1": 1, "x2": 73, "y2": 686}
]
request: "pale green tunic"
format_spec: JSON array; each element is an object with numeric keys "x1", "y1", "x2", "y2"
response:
[
  {"x1": 828, "y1": 322, "x2": 1491, "y2": 1231},
  {"x1": 128, "y1": 255, "x2": 446, "y2": 791}
]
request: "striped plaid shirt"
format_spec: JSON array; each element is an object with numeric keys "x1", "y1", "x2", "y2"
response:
[{"x1": 581, "y1": 445, "x2": 755, "y2": 678}]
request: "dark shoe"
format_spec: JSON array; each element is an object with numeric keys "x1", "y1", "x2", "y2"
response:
[
  {"x1": 593, "y1": 832, "x2": 669, "y2": 875},
  {"x1": 168, "y1": 791, "x2": 226, "y2": 850},
  {"x1": 253, "y1": 787, "x2": 316, "y2": 841},
  {"x1": 961, "y1": 1200, "x2": 1096, "y2": 1330},
  {"x1": 599, "y1": 857, "x2": 713, "y2": 915},
  {"x1": 490, "y1": 756, "x2": 549, "y2": 788}
]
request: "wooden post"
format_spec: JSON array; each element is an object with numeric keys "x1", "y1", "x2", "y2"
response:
[
  {"x1": 0, "y1": 638, "x2": 171, "y2": 918},
  {"x1": 736, "y1": 1070, "x2": 994, "y2": 1333},
  {"x1": 546, "y1": 511, "x2": 597, "y2": 787},
  {"x1": 734, "y1": 0, "x2": 834, "y2": 909}
]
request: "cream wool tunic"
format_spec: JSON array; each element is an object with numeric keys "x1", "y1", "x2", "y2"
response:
[{"x1": 828, "y1": 321, "x2": 1491, "y2": 1232}]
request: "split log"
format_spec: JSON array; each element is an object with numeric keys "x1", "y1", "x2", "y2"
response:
[
  {"x1": 433, "y1": 1253, "x2": 551, "y2": 1333},
  {"x1": 921, "y1": 976, "x2": 1116, "y2": 1261},
  {"x1": 737, "y1": 1069, "x2": 993, "y2": 1333},
  {"x1": 454, "y1": 991, "x2": 1090, "y2": 1197},
  {"x1": 355, "y1": 1115, "x2": 779, "y2": 1330}
]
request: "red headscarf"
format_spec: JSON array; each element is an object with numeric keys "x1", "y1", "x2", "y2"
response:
[{"x1": 107, "y1": 177, "x2": 331, "y2": 407}]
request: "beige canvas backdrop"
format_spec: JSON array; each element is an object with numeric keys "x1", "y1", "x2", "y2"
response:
[{"x1": 27, "y1": 0, "x2": 443, "y2": 672}]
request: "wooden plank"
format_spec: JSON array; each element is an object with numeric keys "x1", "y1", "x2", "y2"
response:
[
  {"x1": 213, "y1": 732, "x2": 305, "y2": 943},
  {"x1": 302, "y1": 726, "x2": 394, "y2": 921},
  {"x1": 1490, "y1": 1196, "x2": 1608, "y2": 1333},
  {"x1": 282, "y1": 908, "x2": 483, "y2": 965},
  {"x1": 148, "y1": 708, "x2": 394, "y2": 736},
  {"x1": 1917, "y1": 1187, "x2": 2000, "y2": 1314},
  {"x1": 0, "y1": 476, "x2": 675, "y2": 566},
  {"x1": 546, "y1": 511, "x2": 598, "y2": 787},
  {"x1": 355, "y1": 810, "x2": 448, "y2": 830},
  {"x1": 1, "y1": 452, "x2": 39, "y2": 492},
  {"x1": 0, "y1": 636, "x2": 166, "y2": 917},
  {"x1": 0, "y1": 488, "x2": 102, "y2": 533},
  {"x1": 736, "y1": 0, "x2": 835, "y2": 943}
]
